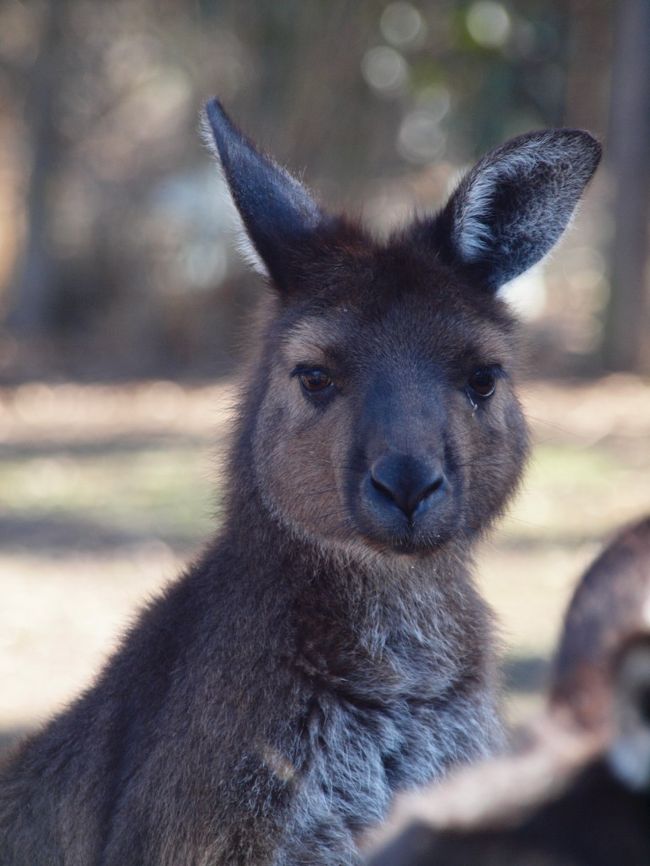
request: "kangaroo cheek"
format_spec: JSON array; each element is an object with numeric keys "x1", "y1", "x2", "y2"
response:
[{"x1": 252, "y1": 398, "x2": 348, "y2": 541}]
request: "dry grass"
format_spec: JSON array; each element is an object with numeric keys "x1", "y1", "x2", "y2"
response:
[{"x1": 1, "y1": 374, "x2": 649, "y2": 746}]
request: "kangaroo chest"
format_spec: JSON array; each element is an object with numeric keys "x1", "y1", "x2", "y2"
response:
[{"x1": 276, "y1": 613, "x2": 497, "y2": 863}]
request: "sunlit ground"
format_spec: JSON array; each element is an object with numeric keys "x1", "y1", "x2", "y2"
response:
[{"x1": 1, "y1": 375, "x2": 649, "y2": 750}]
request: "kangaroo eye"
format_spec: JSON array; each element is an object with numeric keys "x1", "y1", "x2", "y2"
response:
[
  {"x1": 467, "y1": 368, "x2": 496, "y2": 399},
  {"x1": 298, "y1": 369, "x2": 333, "y2": 394}
]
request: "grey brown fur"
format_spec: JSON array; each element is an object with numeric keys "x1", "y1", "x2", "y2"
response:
[
  {"x1": 367, "y1": 516, "x2": 650, "y2": 866},
  {"x1": 0, "y1": 102, "x2": 600, "y2": 865}
]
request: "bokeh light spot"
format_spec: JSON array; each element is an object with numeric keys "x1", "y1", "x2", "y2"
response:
[
  {"x1": 466, "y1": 1, "x2": 511, "y2": 49},
  {"x1": 361, "y1": 46, "x2": 409, "y2": 96},
  {"x1": 398, "y1": 111, "x2": 446, "y2": 163},
  {"x1": 380, "y1": 2, "x2": 425, "y2": 49}
]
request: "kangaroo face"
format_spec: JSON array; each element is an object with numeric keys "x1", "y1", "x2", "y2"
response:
[
  {"x1": 204, "y1": 101, "x2": 600, "y2": 557},
  {"x1": 253, "y1": 255, "x2": 527, "y2": 555}
]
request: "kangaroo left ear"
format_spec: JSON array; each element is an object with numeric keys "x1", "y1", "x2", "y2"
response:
[
  {"x1": 203, "y1": 99, "x2": 331, "y2": 292},
  {"x1": 431, "y1": 129, "x2": 602, "y2": 291}
]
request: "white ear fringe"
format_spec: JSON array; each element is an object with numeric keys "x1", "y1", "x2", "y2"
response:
[
  {"x1": 455, "y1": 165, "x2": 500, "y2": 261},
  {"x1": 233, "y1": 222, "x2": 270, "y2": 277},
  {"x1": 199, "y1": 109, "x2": 270, "y2": 278}
]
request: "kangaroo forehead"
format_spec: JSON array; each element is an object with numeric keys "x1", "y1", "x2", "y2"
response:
[{"x1": 281, "y1": 302, "x2": 516, "y2": 367}]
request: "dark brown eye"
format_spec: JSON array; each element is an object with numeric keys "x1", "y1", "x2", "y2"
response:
[
  {"x1": 299, "y1": 369, "x2": 333, "y2": 394},
  {"x1": 467, "y1": 368, "x2": 496, "y2": 399}
]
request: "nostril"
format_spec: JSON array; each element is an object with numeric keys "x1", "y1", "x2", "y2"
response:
[
  {"x1": 371, "y1": 474, "x2": 397, "y2": 504},
  {"x1": 405, "y1": 473, "x2": 446, "y2": 517},
  {"x1": 419, "y1": 475, "x2": 444, "y2": 504}
]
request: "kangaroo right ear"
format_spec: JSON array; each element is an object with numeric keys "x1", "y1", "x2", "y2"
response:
[
  {"x1": 433, "y1": 129, "x2": 602, "y2": 291},
  {"x1": 203, "y1": 99, "x2": 331, "y2": 292}
]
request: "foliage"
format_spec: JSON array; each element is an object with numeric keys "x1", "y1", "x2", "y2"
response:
[{"x1": 1, "y1": 0, "x2": 639, "y2": 378}]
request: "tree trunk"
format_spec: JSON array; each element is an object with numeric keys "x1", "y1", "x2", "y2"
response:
[
  {"x1": 602, "y1": 0, "x2": 650, "y2": 372},
  {"x1": 7, "y1": 3, "x2": 63, "y2": 336}
]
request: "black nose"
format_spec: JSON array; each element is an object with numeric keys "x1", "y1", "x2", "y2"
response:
[{"x1": 370, "y1": 455, "x2": 445, "y2": 519}]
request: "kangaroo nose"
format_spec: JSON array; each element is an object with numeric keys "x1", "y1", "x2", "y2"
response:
[{"x1": 370, "y1": 455, "x2": 445, "y2": 519}]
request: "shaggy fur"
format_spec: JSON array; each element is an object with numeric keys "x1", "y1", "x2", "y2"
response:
[
  {"x1": 367, "y1": 518, "x2": 650, "y2": 866},
  {"x1": 0, "y1": 102, "x2": 600, "y2": 866}
]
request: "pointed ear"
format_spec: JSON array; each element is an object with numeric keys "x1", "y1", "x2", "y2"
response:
[
  {"x1": 432, "y1": 129, "x2": 602, "y2": 291},
  {"x1": 203, "y1": 99, "x2": 330, "y2": 291}
]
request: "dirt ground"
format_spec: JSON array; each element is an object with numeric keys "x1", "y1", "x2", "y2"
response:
[{"x1": 1, "y1": 374, "x2": 649, "y2": 751}]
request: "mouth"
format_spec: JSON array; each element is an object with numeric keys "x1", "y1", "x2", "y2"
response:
[
  {"x1": 368, "y1": 533, "x2": 450, "y2": 556},
  {"x1": 356, "y1": 514, "x2": 454, "y2": 556}
]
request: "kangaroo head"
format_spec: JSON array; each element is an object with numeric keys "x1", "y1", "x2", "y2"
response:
[{"x1": 204, "y1": 101, "x2": 600, "y2": 557}]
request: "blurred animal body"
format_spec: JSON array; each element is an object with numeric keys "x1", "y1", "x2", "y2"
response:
[
  {"x1": 368, "y1": 516, "x2": 650, "y2": 866},
  {"x1": 0, "y1": 103, "x2": 600, "y2": 865},
  {"x1": 551, "y1": 515, "x2": 650, "y2": 731}
]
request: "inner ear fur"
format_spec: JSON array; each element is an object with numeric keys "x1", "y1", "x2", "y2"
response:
[{"x1": 431, "y1": 128, "x2": 602, "y2": 291}]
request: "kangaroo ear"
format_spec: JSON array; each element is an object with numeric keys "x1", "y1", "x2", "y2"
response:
[
  {"x1": 433, "y1": 129, "x2": 601, "y2": 291},
  {"x1": 203, "y1": 99, "x2": 329, "y2": 291},
  {"x1": 608, "y1": 635, "x2": 650, "y2": 792}
]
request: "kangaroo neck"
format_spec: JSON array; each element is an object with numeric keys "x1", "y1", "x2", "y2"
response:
[{"x1": 220, "y1": 470, "x2": 476, "y2": 628}]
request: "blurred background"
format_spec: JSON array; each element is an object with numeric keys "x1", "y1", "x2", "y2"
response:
[{"x1": 0, "y1": 0, "x2": 649, "y2": 748}]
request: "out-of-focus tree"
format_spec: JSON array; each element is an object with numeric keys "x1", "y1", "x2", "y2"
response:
[
  {"x1": 0, "y1": 0, "x2": 645, "y2": 379},
  {"x1": 7, "y1": 1, "x2": 63, "y2": 336},
  {"x1": 602, "y1": 0, "x2": 650, "y2": 372}
]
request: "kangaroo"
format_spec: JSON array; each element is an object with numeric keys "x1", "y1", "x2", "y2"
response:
[
  {"x1": 0, "y1": 101, "x2": 600, "y2": 866},
  {"x1": 367, "y1": 517, "x2": 650, "y2": 866},
  {"x1": 551, "y1": 515, "x2": 650, "y2": 730}
]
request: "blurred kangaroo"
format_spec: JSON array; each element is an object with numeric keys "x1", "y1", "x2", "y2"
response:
[
  {"x1": 0, "y1": 101, "x2": 600, "y2": 866},
  {"x1": 367, "y1": 516, "x2": 650, "y2": 866},
  {"x1": 551, "y1": 515, "x2": 650, "y2": 731}
]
